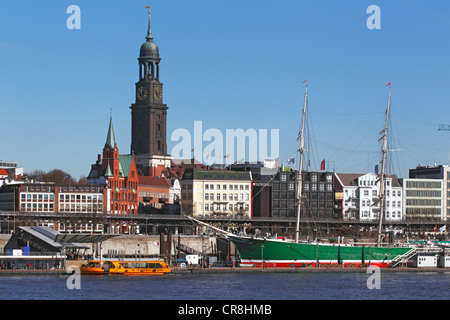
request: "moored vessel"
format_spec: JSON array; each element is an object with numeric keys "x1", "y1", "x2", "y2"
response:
[
  {"x1": 189, "y1": 82, "x2": 416, "y2": 268},
  {"x1": 228, "y1": 235, "x2": 412, "y2": 268},
  {"x1": 80, "y1": 260, "x2": 171, "y2": 275}
]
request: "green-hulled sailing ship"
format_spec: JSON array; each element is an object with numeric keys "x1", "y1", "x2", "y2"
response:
[{"x1": 190, "y1": 82, "x2": 414, "y2": 268}]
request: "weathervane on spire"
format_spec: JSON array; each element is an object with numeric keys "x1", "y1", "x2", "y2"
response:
[{"x1": 145, "y1": 4, "x2": 153, "y2": 41}]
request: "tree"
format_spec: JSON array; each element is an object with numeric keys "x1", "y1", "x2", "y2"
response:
[
  {"x1": 78, "y1": 176, "x2": 88, "y2": 185},
  {"x1": 43, "y1": 169, "x2": 76, "y2": 184}
]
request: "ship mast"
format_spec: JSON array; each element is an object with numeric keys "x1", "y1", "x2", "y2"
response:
[
  {"x1": 295, "y1": 81, "x2": 308, "y2": 243},
  {"x1": 376, "y1": 84, "x2": 391, "y2": 247}
]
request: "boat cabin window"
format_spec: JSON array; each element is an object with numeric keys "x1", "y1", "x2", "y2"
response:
[
  {"x1": 88, "y1": 262, "x2": 101, "y2": 268},
  {"x1": 115, "y1": 262, "x2": 166, "y2": 269}
]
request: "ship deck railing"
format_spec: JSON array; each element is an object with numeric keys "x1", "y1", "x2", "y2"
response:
[{"x1": 389, "y1": 246, "x2": 445, "y2": 268}]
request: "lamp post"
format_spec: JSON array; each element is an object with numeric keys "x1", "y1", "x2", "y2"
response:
[{"x1": 261, "y1": 244, "x2": 264, "y2": 270}]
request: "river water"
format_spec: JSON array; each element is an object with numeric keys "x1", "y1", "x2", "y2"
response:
[{"x1": 0, "y1": 271, "x2": 449, "y2": 300}]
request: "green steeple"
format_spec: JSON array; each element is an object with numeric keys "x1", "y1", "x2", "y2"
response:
[{"x1": 105, "y1": 115, "x2": 116, "y2": 149}]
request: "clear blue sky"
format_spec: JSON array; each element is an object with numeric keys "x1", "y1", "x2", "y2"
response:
[{"x1": 1, "y1": 0, "x2": 449, "y2": 180}]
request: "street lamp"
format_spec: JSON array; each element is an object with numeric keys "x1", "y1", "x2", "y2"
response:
[{"x1": 261, "y1": 244, "x2": 264, "y2": 270}]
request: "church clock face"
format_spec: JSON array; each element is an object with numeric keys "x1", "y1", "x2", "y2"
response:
[
  {"x1": 137, "y1": 87, "x2": 147, "y2": 100},
  {"x1": 153, "y1": 87, "x2": 162, "y2": 101}
]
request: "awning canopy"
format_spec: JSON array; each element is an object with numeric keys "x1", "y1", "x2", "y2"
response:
[
  {"x1": 19, "y1": 226, "x2": 119, "y2": 251},
  {"x1": 54, "y1": 233, "x2": 118, "y2": 244}
]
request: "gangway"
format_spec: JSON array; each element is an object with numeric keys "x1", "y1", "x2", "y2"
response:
[
  {"x1": 389, "y1": 248, "x2": 417, "y2": 268},
  {"x1": 390, "y1": 246, "x2": 444, "y2": 268}
]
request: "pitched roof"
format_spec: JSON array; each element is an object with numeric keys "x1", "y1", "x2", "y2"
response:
[
  {"x1": 138, "y1": 176, "x2": 170, "y2": 188},
  {"x1": 335, "y1": 173, "x2": 402, "y2": 188},
  {"x1": 119, "y1": 154, "x2": 134, "y2": 178},
  {"x1": 182, "y1": 168, "x2": 251, "y2": 181},
  {"x1": 161, "y1": 159, "x2": 209, "y2": 179},
  {"x1": 334, "y1": 173, "x2": 361, "y2": 187}
]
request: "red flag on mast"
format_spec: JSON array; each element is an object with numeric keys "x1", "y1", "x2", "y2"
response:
[
  {"x1": 320, "y1": 159, "x2": 325, "y2": 171},
  {"x1": 386, "y1": 82, "x2": 391, "y2": 86}
]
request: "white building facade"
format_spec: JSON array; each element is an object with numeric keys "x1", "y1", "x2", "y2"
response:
[
  {"x1": 180, "y1": 169, "x2": 252, "y2": 218},
  {"x1": 337, "y1": 173, "x2": 403, "y2": 221}
]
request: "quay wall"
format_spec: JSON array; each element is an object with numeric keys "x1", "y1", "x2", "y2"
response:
[
  {"x1": 81, "y1": 234, "x2": 219, "y2": 257},
  {"x1": 1, "y1": 232, "x2": 230, "y2": 259}
]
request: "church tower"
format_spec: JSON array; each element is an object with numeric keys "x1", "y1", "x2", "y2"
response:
[{"x1": 130, "y1": 7, "x2": 172, "y2": 176}]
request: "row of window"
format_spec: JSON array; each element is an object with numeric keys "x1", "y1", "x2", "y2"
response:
[
  {"x1": 21, "y1": 193, "x2": 105, "y2": 202},
  {"x1": 24, "y1": 185, "x2": 54, "y2": 192},
  {"x1": 304, "y1": 184, "x2": 333, "y2": 191},
  {"x1": 59, "y1": 186, "x2": 103, "y2": 192},
  {"x1": 204, "y1": 203, "x2": 249, "y2": 212},
  {"x1": 21, "y1": 203, "x2": 54, "y2": 211},
  {"x1": 205, "y1": 183, "x2": 249, "y2": 191},
  {"x1": 110, "y1": 203, "x2": 137, "y2": 214},
  {"x1": 405, "y1": 208, "x2": 441, "y2": 215},
  {"x1": 406, "y1": 199, "x2": 441, "y2": 206},
  {"x1": 273, "y1": 183, "x2": 296, "y2": 191},
  {"x1": 405, "y1": 190, "x2": 441, "y2": 197},
  {"x1": 359, "y1": 211, "x2": 402, "y2": 218},
  {"x1": 59, "y1": 203, "x2": 103, "y2": 212},
  {"x1": 59, "y1": 194, "x2": 103, "y2": 202},
  {"x1": 112, "y1": 192, "x2": 137, "y2": 201},
  {"x1": 360, "y1": 190, "x2": 402, "y2": 197},
  {"x1": 360, "y1": 200, "x2": 402, "y2": 207},
  {"x1": 204, "y1": 193, "x2": 250, "y2": 201},
  {"x1": 21, "y1": 193, "x2": 55, "y2": 201},
  {"x1": 182, "y1": 184, "x2": 250, "y2": 191},
  {"x1": 406, "y1": 181, "x2": 442, "y2": 189},
  {"x1": 108, "y1": 180, "x2": 138, "y2": 191},
  {"x1": 139, "y1": 192, "x2": 169, "y2": 199},
  {"x1": 23, "y1": 185, "x2": 104, "y2": 193},
  {"x1": 301, "y1": 174, "x2": 333, "y2": 183}
]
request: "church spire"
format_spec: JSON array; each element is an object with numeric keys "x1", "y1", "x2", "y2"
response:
[
  {"x1": 145, "y1": 5, "x2": 153, "y2": 41},
  {"x1": 105, "y1": 114, "x2": 116, "y2": 149}
]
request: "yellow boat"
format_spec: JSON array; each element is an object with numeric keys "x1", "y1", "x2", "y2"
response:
[{"x1": 80, "y1": 260, "x2": 171, "y2": 275}]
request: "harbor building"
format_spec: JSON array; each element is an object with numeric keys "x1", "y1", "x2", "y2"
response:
[
  {"x1": 270, "y1": 168, "x2": 297, "y2": 218},
  {"x1": 230, "y1": 162, "x2": 338, "y2": 220},
  {"x1": 0, "y1": 182, "x2": 105, "y2": 233},
  {"x1": 334, "y1": 173, "x2": 403, "y2": 221},
  {"x1": 302, "y1": 171, "x2": 337, "y2": 219},
  {"x1": 180, "y1": 168, "x2": 252, "y2": 218},
  {"x1": 225, "y1": 160, "x2": 278, "y2": 218},
  {"x1": 400, "y1": 178, "x2": 444, "y2": 221},
  {"x1": 409, "y1": 165, "x2": 450, "y2": 220},
  {"x1": 138, "y1": 176, "x2": 171, "y2": 213}
]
